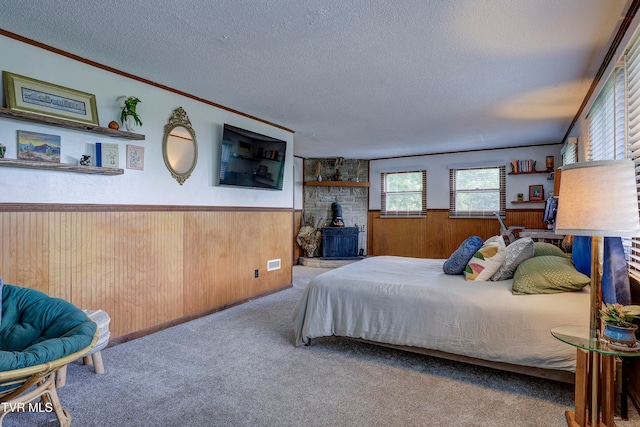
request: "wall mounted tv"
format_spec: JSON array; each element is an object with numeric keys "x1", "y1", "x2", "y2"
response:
[{"x1": 217, "y1": 124, "x2": 287, "y2": 191}]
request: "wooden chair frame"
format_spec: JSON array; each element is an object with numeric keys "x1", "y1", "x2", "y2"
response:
[{"x1": 0, "y1": 329, "x2": 98, "y2": 427}]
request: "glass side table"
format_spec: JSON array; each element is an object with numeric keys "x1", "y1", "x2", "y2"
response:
[{"x1": 552, "y1": 326, "x2": 640, "y2": 427}]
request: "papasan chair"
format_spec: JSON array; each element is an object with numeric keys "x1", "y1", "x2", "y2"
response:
[{"x1": 0, "y1": 280, "x2": 97, "y2": 426}]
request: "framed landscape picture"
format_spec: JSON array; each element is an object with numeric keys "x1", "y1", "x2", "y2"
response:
[
  {"x1": 3, "y1": 71, "x2": 99, "y2": 125},
  {"x1": 17, "y1": 130, "x2": 61, "y2": 163}
]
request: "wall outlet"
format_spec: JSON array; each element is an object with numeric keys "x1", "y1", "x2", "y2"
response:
[{"x1": 254, "y1": 269, "x2": 259, "y2": 278}]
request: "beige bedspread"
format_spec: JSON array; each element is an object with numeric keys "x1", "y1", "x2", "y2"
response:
[{"x1": 293, "y1": 256, "x2": 590, "y2": 371}]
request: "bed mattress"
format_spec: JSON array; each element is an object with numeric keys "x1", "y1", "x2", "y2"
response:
[{"x1": 293, "y1": 256, "x2": 590, "y2": 371}]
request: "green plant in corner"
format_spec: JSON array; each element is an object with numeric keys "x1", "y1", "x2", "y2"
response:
[
  {"x1": 118, "y1": 96, "x2": 142, "y2": 127},
  {"x1": 599, "y1": 303, "x2": 640, "y2": 327}
]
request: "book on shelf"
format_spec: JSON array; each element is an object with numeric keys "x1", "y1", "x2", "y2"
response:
[
  {"x1": 511, "y1": 159, "x2": 536, "y2": 173},
  {"x1": 95, "y1": 142, "x2": 119, "y2": 168}
]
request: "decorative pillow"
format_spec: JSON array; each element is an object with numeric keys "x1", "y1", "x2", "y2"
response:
[
  {"x1": 465, "y1": 236, "x2": 506, "y2": 281},
  {"x1": 443, "y1": 236, "x2": 484, "y2": 275},
  {"x1": 490, "y1": 237, "x2": 534, "y2": 281},
  {"x1": 512, "y1": 255, "x2": 590, "y2": 295},
  {"x1": 533, "y1": 242, "x2": 566, "y2": 258}
]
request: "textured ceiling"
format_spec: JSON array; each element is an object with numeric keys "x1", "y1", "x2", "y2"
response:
[{"x1": 0, "y1": 0, "x2": 631, "y2": 158}]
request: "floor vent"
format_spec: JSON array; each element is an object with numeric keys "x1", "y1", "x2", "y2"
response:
[{"x1": 267, "y1": 259, "x2": 281, "y2": 271}]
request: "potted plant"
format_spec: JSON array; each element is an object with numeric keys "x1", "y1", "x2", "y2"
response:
[
  {"x1": 599, "y1": 303, "x2": 640, "y2": 347},
  {"x1": 117, "y1": 96, "x2": 142, "y2": 131}
]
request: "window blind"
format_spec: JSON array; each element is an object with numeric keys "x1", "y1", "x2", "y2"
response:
[
  {"x1": 626, "y1": 29, "x2": 640, "y2": 278},
  {"x1": 449, "y1": 166, "x2": 505, "y2": 218},
  {"x1": 380, "y1": 170, "x2": 427, "y2": 217},
  {"x1": 561, "y1": 138, "x2": 578, "y2": 165}
]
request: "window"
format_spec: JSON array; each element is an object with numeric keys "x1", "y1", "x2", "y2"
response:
[
  {"x1": 561, "y1": 138, "x2": 578, "y2": 166},
  {"x1": 626, "y1": 29, "x2": 640, "y2": 277},
  {"x1": 586, "y1": 67, "x2": 626, "y2": 161},
  {"x1": 584, "y1": 28, "x2": 639, "y2": 277},
  {"x1": 380, "y1": 170, "x2": 427, "y2": 217},
  {"x1": 449, "y1": 165, "x2": 505, "y2": 218}
]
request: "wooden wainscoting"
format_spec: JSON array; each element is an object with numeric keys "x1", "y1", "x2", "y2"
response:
[
  {"x1": 293, "y1": 209, "x2": 303, "y2": 265},
  {"x1": 367, "y1": 209, "x2": 545, "y2": 259},
  {"x1": 0, "y1": 204, "x2": 293, "y2": 340}
]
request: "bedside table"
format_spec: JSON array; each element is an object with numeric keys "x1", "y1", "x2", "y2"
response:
[{"x1": 552, "y1": 326, "x2": 640, "y2": 427}]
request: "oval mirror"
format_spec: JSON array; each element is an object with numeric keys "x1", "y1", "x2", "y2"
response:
[{"x1": 163, "y1": 107, "x2": 197, "y2": 185}]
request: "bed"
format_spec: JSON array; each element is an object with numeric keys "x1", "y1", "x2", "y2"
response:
[{"x1": 292, "y1": 254, "x2": 590, "y2": 383}]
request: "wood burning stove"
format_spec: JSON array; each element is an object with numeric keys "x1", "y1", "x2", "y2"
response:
[{"x1": 322, "y1": 227, "x2": 359, "y2": 259}]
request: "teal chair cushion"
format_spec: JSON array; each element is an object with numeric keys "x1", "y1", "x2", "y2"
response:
[{"x1": 0, "y1": 284, "x2": 97, "y2": 371}]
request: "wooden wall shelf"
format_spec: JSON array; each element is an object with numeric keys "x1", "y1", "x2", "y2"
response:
[
  {"x1": 511, "y1": 200, "x2": 544, "y2": 204},
  {"x1": 0, "y1": 158, "x2": 124, "y2": 175},
  {"x1": 0, "y1": 107, "x2": 145, "y2": 140},
  {"x1": 304, "y1": 181, "x2": 370, "y2": 187}
]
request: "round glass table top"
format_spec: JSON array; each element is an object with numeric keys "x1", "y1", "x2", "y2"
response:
[{"x1": 551, "y1": 325, "x2": 640, "y2": 357}]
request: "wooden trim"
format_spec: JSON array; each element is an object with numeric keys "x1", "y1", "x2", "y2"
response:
[
  {"x1": 0, "y1": 203, "x2": 293, "y2": 212},
  {"x1": 0, "y1": 28, "x2": 294, "y2": 134},
  {"x1": 107, "y1": 284, "x2": 292, "y2": 347}
]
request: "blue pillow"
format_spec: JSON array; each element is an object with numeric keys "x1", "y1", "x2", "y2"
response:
[{"x1": 443, "y1": 236, "x2": 484, "y2": 275}]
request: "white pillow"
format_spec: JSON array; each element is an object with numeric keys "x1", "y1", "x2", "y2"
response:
[{"x1": 465, "y1": 236, "x2": 506, "y2": 281}]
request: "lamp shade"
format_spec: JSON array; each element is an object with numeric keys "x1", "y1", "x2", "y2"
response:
[{"x1": 555, "y1": 160, "x2": 640, "y2": 237}]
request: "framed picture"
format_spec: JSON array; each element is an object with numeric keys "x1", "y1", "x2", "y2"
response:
[
  {"x1": 529, "y1": 185, "x2": 544, "y2": 201},
  {"x1": 17, "y1": 130, "x2": 61, "y2": 163},
  {"x1": 101, "y1": 143, "x2": 119, "y2": 168},
  {"x1": 126, "y1": 144, "x2": 144, "y2": 170},
  {"x1": 3, "y1": 71, "x2": 99, "y2": 125},
  {"x1": 258, "y1": 165, "x2": 268, "y2": 177}
]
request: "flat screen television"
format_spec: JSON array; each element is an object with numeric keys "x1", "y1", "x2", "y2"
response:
[{"x1": 217, "y1": 124, "x2": 287, "y2": 191}]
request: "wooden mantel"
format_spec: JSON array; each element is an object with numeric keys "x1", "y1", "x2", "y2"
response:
[{"x1": 304, "y1": 181, "x2": 370, "y2": 187}]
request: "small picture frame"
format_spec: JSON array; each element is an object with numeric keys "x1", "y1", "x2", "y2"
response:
[
  {"x1": 126, "y1": 144, "x2": 144, "y2": 170},
  {"x1": 529, "y1": 185, "x2": 544, "y2": 201},
  {"x1": 4, "y1": 71, "x2": 99, "y2": 125},
  {"x1": 18, "y1": 130, "x2": 61, "y2": 163}
]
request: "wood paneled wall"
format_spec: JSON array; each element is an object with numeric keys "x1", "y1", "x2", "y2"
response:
[
  {"x1": 367, "y1": 209, "x2": 545, "y2": 259},
  {"x1": 293, "y1": 209, "x2": 303, "y2": 265},
  {"x1": 0, "y1": 205, "x2": 293, "y2": 340}
]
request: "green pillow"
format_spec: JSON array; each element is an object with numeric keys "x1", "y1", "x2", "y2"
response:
[
  {"x1": 533, "y1": 242, "x2": 566, "y2": 258},
  {"x1": 512, "y1": 255, "x2": 590, "y2": 295}
]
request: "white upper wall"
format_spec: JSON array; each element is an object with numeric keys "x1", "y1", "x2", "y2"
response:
[
  {"x1": 0, "y1": 36, "x2": 294, "y2": 208},
  {"x1": 369, "y1": 145, "x2": 562, "y2": 210}
]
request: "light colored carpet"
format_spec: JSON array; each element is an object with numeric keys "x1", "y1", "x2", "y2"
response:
[{"x1": 4, "y1": 266, "x2": 639, "y2": 426}]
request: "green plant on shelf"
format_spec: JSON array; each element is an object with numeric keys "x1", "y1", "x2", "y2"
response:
[{"x1": 118, "y1": 96, "x2": 142, "y2": 127}]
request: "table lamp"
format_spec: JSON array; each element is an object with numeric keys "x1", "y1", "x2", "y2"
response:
[{"x1": 555, "y1": 159, "x2": 640, "y2": 341}]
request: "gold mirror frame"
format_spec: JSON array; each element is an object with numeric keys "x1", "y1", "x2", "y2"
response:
[{"x1": 162, "y1": 107, "x2": 197, "y2": 185}]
